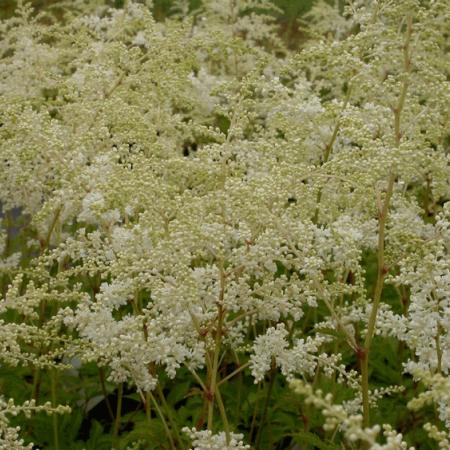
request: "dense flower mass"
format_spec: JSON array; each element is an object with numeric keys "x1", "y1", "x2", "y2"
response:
[{"x1": 0, "y1": 0, "x2": 449, "y2": 449}]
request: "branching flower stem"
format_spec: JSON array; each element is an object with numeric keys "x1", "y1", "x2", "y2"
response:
[
  {"x1": 217, "y1": 361, "x2": 250, "y2": 387},
  {"x1": 313, "y1": 86, "x2": 352, "y2": 224},
  {"x1": 360, "y1": 172, "x2": 395, "y2": 434},
  {"x1": 360, "y1": 13, "x2": 413, "y2": 438},
  {"x1": 207, "y1": 261, "x2": 230, "y2": 443},
  {"x1": 185, "y1": 363, "x2": 208, "y2": 392}
]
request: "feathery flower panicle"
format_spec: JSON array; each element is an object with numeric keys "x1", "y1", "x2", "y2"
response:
[{"x1": 0, "y1": 0, "x2": 449, "y2": 448}]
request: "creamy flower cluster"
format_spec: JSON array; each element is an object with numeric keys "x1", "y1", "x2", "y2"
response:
[{"x1": 0, "y1": 0, "x2": 449, "y2": 448}]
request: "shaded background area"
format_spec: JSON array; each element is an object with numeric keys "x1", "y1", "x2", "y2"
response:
[
  {"x1": 0, "y1": 0, "x2": 316, "y2": 47},
  {"x1": 0, "y1": 0, "x2": 315, "y2": 20}
]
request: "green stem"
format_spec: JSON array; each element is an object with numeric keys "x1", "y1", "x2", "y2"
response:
[
  {"x1": 302, "y1": 362, "x2": 322, "y2": 450},
  {"x1": 149, "y1": 391, "x2": 176, "y2": 450},
  {"x1": 157, "y1": 384, "x2": 182, "y2": 447},
  {"x1": 185, "y1": 364, "x2": 208, "y2": 392},
  {"x1": 112, "y1": 383, "x2": 123, "y2": 440},
  {"x1": 364, "y1": 174, "x2": 395, "y2": 352},
  {"x1": 359, "y1": 17, "x2": 413, "y2": 430},
  {"x1": 31, "y1": 366, "x2": 41, "y2": 402},
  {"x1": 393, "y1": 15, "x2": 413, "y2": 147},
  {"x1": 435, "y1": 325, "x2": 443, "y2": 375},
  {"x1": 99, "y1": 368, "x2": 115, "y2": 422},
  {"x1": 44, "y1": 206, "x2": 61, "y2": 251},
  {"x1": 360, "y1": 349, "x2": 370, "y2": 432},
  {"x1": 313, "y1": 88, "x2": 352, "y2": 224},
  {"x1": 145, "y1": 392, "x2": 152, "y2": 423},
  {"x1": 248, "y1": 384, "x2": 262, "y2": 443},
  {"x1": 50, "y1": 369, "x2": 59, "y2": 450},
  {"x1": 217, "y1": 361, "x2": 250, "y2": 387},
  {"x1": 254, "y1": 363, "x2": 276, "y2": 450},
  {"x1": 232, "y1": 351, "x2": 244, "y2": 427},
  {"x1": 360, "y1": 173, "x2": 395, "y2": 434},
  {"x1": 207, "y1": 263, "x2": 226, "y2": 432},
  {"x1": 215, "y1": 383, "x2": 231, "y2": 443}
]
